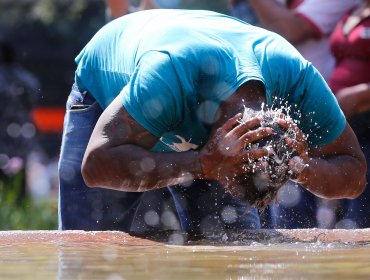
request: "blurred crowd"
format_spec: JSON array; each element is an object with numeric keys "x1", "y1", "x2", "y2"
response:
[
  {"x1": 0, "y1": 38, "x2": 57, "y2": 203},
  {"x1": 1, "y1": 0, "x2": 369, "y2": 229}
]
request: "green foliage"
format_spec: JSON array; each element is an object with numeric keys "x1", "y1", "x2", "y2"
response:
[{"x1": 0, "y1": 172, "x2": 58, "y2": 230}]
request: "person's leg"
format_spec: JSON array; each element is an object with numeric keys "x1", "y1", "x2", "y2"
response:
[
  {"x1": 169, "y1": 180, "x2": 260, "y2": 237},
  {"x1": 129, "y1": 188, "x2": 182, "y2": 234},
  {"x1": 259, "y1": 205, "x2": 274, "y2": 228},
  {"x1": 340, "y1": 139, "x2": 370, "y2": 228},
  {"x1": 268, "y1": 181, "x2": 317, "y2": 229},
  {"x1": 336, "y1": 116, "x2": 370, "y2": 229},
  {"x1": 58, "y1": 85, "x2": 143, "y2": 231}
]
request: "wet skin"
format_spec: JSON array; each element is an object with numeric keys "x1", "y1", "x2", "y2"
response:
[{"x1": 81, "y1": 80, "x2": 366, "y2": 200}]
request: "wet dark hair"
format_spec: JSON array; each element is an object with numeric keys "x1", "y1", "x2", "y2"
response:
[{"x1": 237, "y1": 113, "x2": 297, "y2": 211}]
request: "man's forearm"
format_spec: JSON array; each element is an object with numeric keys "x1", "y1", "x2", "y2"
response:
[
  {"x1": 82, "y1": 143, "x2": 204, "y2": 192},
  {"x1": 248, "y1": 0, "x2": 314, "y2": 43},
  {"x1": 249, "y1": 0, "x2": 288, "y2": 26},
  {"x1": 297, "y1": 155, "x2": 366, "y2": 199}
]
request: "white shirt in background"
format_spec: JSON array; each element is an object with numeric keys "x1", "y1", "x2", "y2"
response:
[{"x1": 294, "y1": 0, "x2": 360, "y2": 80}]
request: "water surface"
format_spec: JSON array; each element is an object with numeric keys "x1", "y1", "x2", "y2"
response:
[{"x1": 1, "y1": 230, "x2": 369, "y2": 279}]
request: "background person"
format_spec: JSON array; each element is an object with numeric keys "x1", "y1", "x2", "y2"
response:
[
  {"x1": 105, "y1": 0, "x2": 182, "y2": 20},
  {"x1": 227, "y1": 0, "x2": 259, "y2": 25},
  {"x1": 106, "y1": 0, "x2": 130, "y2": 19},
  {"x1": 247, "y1": 0, "x2": 359, "y2": 80},
  {"x1": 0, "y1": 39, "x2": 40, "y2": 200},
  {"x1": 328, "y1": 0, "x2": 370, "y2": 228}
]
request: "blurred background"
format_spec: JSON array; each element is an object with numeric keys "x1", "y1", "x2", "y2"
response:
[{"x1": 0, "y1": 0, "x2": 228, "y2": 230}]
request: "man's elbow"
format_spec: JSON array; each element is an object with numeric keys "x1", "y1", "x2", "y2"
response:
[
  {"x1": 81, "y1": 148, "x2": 106, "y2": 188},
  {"x1": 348, "y1": 157, "x2": 367, "y2": 199},
  {"x1": 347, "y1": 178, "x2": 367, "y2": 199}
]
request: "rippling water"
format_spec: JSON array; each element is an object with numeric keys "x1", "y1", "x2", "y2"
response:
[{"x1": 1, "y1": 230, "x2": 370, "y2": 279}]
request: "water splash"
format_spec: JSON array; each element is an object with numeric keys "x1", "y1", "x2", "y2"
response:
[
  {"x1": 235, "y1": 104, "x2": 304, "y2": 209},
  {"x1": 242, "y1": 103, "x2": 299, "y2": 179}
]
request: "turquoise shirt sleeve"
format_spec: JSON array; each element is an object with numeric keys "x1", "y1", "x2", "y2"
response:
[
  {"x1": 259, "y1": 36, "x2": 346, "y2": 148},
  {"x1": 121, "y1": 51, "x2": 183, "y2": 138},
  {"x1": 290, "y1": 63, "x2": 346, "y2": 148}
]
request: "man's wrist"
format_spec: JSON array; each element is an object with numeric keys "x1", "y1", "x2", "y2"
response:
[{"x1": 289, "y1": 155, "x2": 310, "y2": 184}]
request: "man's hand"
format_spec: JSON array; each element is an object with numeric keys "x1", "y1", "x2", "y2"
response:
[
  {"x1": 198, "y1": 113, "x2": 272, "y2": 181},
  {"x1": 219, "y1": 114, "x2": 308, "y2": 207},
  {"x1": 277, "y1": 117, "x2": 309, "y2": 183}
]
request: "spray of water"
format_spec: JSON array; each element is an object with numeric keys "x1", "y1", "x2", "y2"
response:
[{"x1": 236, "y1": 103, "x2": 302, "y2": 210}]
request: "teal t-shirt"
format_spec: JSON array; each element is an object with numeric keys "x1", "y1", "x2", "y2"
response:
[{"x1": 75, "y1": 9, "x2": 345, "y2": 152}]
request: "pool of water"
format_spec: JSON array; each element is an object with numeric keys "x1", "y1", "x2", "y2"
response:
[{"x1": 1, "y1": 230, "x2": 370, "y2": 279}]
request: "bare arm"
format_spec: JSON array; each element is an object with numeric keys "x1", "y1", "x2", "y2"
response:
[
  {"x1": 248, "y1": 0, "x2": 317, "y2": 44},
  {"x1": 285, "y1": 121, "x2": 367, "y2": 199},
  {"x1": 106, "y1": 0, "x2": 129, "y2": 19},
  {"x1": 139, "y1": 0, "x2": 157, "y2": 10},
  {"x1": 81, "y1": 88, "x2": 272, "y2": 192},
  {"x1": 335, "y1": 83, "x2": 370, "y2": 118},
  {"x1": 82, "y1": 96, "x2": 201, "y2": 192}
]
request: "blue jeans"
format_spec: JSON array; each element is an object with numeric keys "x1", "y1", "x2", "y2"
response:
[
  {"x1": 266, "y1": 187, "x2": 318, "y2": 229},
  {"x1": 58, "y1": 85, "x2": 260, "y2": 233},
  {"x1": 340, "y1": 115, "x2": 370, "y2": 228},
  {"x1": 58, "y1": 85, "x2": 149, "y2": 231}
]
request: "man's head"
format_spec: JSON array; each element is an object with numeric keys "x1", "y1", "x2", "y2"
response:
[{"x1": 237, "y1": 106, "x2": 297, "y2": 210}]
